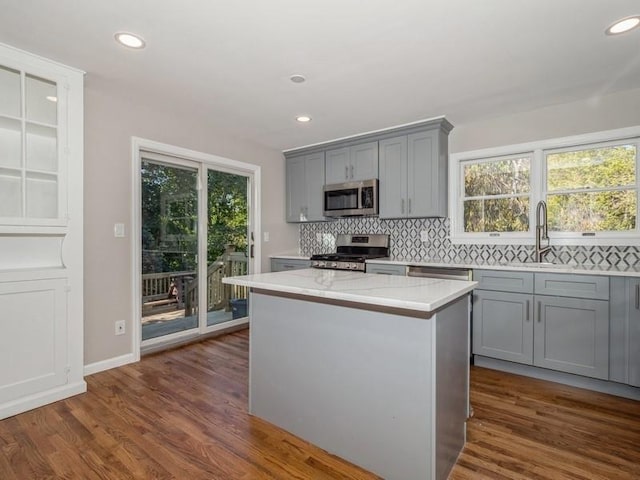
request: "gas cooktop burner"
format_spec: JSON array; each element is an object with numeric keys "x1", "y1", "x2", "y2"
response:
[{"x1": 310, "y1": 234, "x2": 390, "y2": 272}]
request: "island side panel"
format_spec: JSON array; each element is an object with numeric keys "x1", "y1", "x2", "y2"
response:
[
  {"x1": 435, "y1": 295, "x2": 471, "y2": 480},
  {"x1": 250, "y1": 291, "x2": 435, "y2": 480}
]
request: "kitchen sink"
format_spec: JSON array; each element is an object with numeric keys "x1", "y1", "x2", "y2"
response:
[{"x1": 506, "y1": 261, "x2": 559, "y2": 268}]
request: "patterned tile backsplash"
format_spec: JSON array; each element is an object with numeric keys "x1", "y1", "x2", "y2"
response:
[{"x1": 299, "y1": 217, "x2": 640, "y2": 268}]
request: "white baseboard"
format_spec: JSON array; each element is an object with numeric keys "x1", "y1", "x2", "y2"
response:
[
  {"x1": 84, "y1": 353, "x2": 137, "y2": 376},
  {"x1": 0, "y1": 381, "x2": 87, "y2": 420}
]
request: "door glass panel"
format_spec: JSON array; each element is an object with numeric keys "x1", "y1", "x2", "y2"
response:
[
  {"x1": 141, "y1": 160, "x2": 199, "y2": 341},
  {"x1": 0, "y1": 117, "x2": 22, "y2": 169},
  {"x1": 206, "y1": 169, "x2": 249, "y2": 326},
  {"x1": 0, "y1": 66, "x2": 20, "y2": 117},
  {"x1": 26, "y1": 173, "x2": 57, "y2": 218},
  {"x1": 25, "y1": 74, "x2": 57, "y2": 125},
  {"x1": 26, "y1": 123, "x2": 57, "y2": 172},
  {"x1": 0, "y1": 171, "x2": 22, "y2": 217}
]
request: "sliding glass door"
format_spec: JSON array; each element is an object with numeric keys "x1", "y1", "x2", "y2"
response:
[
  {"x1": 204, "y1": 168, "x2": 249, "y2": 327},
  {"x1": 139, "y1": 152, "x2": 252, "y2": 345}
]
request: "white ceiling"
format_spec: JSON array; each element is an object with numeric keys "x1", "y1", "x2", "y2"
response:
[{"x1": 1, "y1": 0, "x2": 639, "y2": 151}]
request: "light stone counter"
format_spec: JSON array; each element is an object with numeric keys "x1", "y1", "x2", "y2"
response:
[
  {"x1": 223, "y1": 268, "x2": 476, "y2": 312},
  {"x1": 366, "y1": 258, "x2": 640, "y2": 277}
]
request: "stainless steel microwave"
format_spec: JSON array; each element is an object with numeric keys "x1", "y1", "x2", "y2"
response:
[{"x1": 323, "y1": 179, "x2": 378, "y2": 217}]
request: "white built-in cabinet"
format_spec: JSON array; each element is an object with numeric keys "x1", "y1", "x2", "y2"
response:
[{"x1": 0, "y1": 43, "x2": 85, "y2": 419}]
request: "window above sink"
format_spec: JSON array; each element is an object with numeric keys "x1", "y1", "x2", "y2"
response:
[{"x1": 450, "y1": 126, "x2": 640, "y2": 246}]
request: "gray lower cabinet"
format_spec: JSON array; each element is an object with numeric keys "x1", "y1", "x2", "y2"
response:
[
  {"x1": 473, "y1": 270, "x2": 611, "y2": 381},
  {"x1": 379, "y1": 129, "x2": 448, "y2": 218},
  {"x1": 286, "y1": 152, "x2": 325, "y2": 222},
  {"x1": 473, "y1": 290, "x2": 533, "y2": 364},
  {"x1": 365, "y1": 263, "x2": 407, "y2": 275},
  {"x1": 325, "y1": 142, "x2": 378, "y2": 184},
  {"x1": 270, "y1": 258, "x2": 311, "y2": 272},
  {"x1": 534, "y1": 296, "x2": 609, "y2": 379},
  {"x1": 609, "y1": 277, "x2": 640, "y2": 387}
]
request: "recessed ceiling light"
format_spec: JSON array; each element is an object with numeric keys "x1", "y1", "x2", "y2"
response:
[
  {"x1": 46, "y1": 96, "x2": 57, "y2": 103},
  {"x1": 296, "y1": 115, "x2": 312, "y2": 123},
  {"x1": 290, "y1": 74, "x2": 306, "y2": 83},
  {"x1": 114, "y1": 32, "x2": 146, "y2": 49},
  {"x1": 605, "y1": 15, "x2": 640, "y2": 35}
]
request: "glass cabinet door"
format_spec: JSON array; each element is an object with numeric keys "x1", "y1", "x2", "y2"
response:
[{"x1": 0, "y1": 64, "x2": 59, "y2": 221}]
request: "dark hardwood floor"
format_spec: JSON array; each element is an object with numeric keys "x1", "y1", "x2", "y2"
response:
[{"x1": 1, "y1": 329, "x2": 639, "y2": 479}]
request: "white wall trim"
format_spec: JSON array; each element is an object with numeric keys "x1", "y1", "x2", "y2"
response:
[
  {"x1": 0, "y1": 381, "x2": 86, "y2": 420},
  {"x1": 84, "y1": 353, "x2": 137, "y2": 376},
  {"x1": 449, "y1": 125, "x2": 640, "y2": 246}
]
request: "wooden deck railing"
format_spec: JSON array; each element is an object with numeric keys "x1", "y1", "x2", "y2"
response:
[{"x1": 141, "y1": 252, "x2": 248, "y2": 317}]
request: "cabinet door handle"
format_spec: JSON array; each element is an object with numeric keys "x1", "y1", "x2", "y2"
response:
[
  {"x1": 525, "y1": 300, "x2": 530, "y2": 321},
  {"x1": 408, "y1": 198, "x2": 412, "y2": 214},
  {"x1": 350, "y1": 165, "x2": 354, "y2": 179},
  {"x1": 401, "y1": 199, "x2": 405, "y2": 214},
  {"x1": 345, "y1": 166, "x2": 349, "y2": 179},
  {"x1": 537, "y1": 301, "x2": 542, "y2": 323},
  {"x1": 635, "y1": 284, "x2": 639, "y2": 310}
]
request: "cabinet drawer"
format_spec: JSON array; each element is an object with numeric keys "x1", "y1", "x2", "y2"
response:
[
  {"x1": 270, "y1": 259, "x2": 311, "y2": 272},
  {"x1": 473, "y1": 270, "x2": 533, "y2": 293},
  {"x1": 534, "y1": 273, "x2": 609, "y2": 300},
  {"x1": 366, "y1": 263, "x2": 406, "y2": 276}
]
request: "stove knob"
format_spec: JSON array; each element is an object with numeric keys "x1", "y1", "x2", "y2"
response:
[
  {"x1": 331, "y1": 262, "x2": 338, "y2": 268},
  {"x1": 318, "y1": 261, "x2": 326, "y2": 267}
]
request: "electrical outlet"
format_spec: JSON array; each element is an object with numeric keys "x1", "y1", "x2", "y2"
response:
[
  {"x1": 115, "y1": 320, "x2": 125, "y2": 336},
  {"x1": 420, "y1": 230, "x2": 429, "y2": 242}
]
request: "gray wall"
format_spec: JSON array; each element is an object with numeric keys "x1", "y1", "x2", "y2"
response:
[
  {"x1": 450, "y1": 87, "x2": 640, "y2": 153},
  {"x1": 83, "y1": 78, "x2": 297, "y2": 365}
]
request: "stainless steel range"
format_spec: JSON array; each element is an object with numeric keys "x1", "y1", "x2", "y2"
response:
[{"x1": 310, "y1": 234, "x2": 390, "y2": 271}]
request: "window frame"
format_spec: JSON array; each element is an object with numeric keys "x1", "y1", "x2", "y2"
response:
[
  {"x1": 458, "y1": 152, "x2": 533, "y2": 241},
  {"x1": 449, "y1": 126, "x2": 640, "y2": 246}
]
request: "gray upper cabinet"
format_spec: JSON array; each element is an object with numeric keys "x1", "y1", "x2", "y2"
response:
[
  {"x1": 284, "y1": 118, "x2": 453, "y2": 222},
  {"x1": 286, "y1": 152, "x2": 325, "y2": 223},
  {"x1": 379, "y1": 129, "x2": 448, "y2": 218},
  {"x1": 325, "y1": 142, "x2": 378, "y2": 184}
]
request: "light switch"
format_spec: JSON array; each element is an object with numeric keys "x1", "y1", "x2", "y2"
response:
[
  {"x1": 114, "y1": 223, "x2": 125, "y2": 237},
  {"x1": 263, "y1": 231, "x2": 270, "y2": 242}
]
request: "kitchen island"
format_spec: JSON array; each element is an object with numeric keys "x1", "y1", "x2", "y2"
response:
[{"x1": 223, "y1": 268, "x2": 476, "y2": 480}]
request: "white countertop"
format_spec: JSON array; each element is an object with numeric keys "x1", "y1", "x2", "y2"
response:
[
  {"x1": 223, "y1": 268, "x2": 476, "y2": 313},
  {"x1": 366, "y1": 258, "x2": 640, "y2": 277}
]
